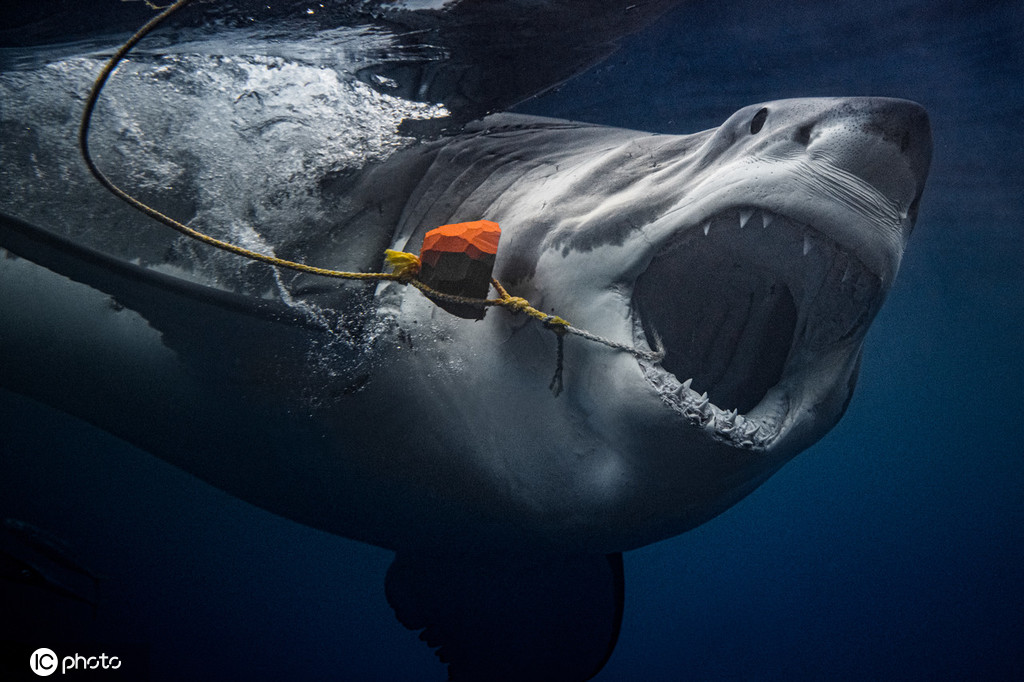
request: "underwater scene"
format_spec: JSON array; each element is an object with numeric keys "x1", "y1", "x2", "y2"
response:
[{"x1": 1, "y1": 0, "x2": 1021, "y2": 680}]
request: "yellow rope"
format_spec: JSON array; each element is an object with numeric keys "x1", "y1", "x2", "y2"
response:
[{"x1": 78, "y1": 0, "x2": 663, "y2": 381}]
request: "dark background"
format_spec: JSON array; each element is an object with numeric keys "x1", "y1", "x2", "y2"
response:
[{"x1": 2, "y1": 0, "x2": 1022, "y2": 679}]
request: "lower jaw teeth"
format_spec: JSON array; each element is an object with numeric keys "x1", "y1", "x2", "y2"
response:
[{"x1": 640, "y1": 360, "x2": 783, "y2": 448}]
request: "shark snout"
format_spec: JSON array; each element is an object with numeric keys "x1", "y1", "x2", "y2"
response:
[
  {"x1": 806, "y1": 97, "x2": 932, "y2": 226},
  {"x1": 876, "y1": 98, "x2": 932, "y2": 224}
]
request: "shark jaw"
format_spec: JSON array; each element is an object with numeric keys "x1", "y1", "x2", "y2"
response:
[{"x1": 630, "y1": 204, "x2": 892, "y2": 450}]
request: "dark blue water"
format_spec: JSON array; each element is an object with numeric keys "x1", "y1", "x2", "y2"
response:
[{"x1": 2, "y1": 0, "x2": 1022, "y2": 679}]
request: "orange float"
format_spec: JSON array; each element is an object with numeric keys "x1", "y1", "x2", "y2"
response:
[{"x1": 419, "y1": 220, "x2": 501, "y2": 319}]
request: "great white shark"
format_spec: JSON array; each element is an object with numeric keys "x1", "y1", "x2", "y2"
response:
[{"x1": 0, "y1": 3, "x2": 931, "y2": 680}]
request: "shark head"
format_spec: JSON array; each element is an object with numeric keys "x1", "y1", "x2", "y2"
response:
[
  {"x1": 626, "y1": 96, "x2": 932, "y2": 452},
  {"x1": 379, "y1": 97, "x2": 931, "y2": 551}
]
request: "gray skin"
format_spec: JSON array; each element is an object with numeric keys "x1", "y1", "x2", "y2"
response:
[{"x1": 0, "y1": 98, "x2": 931, "y2": 557}]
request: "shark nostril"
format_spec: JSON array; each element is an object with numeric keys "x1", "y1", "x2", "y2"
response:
[{"x1": 795, "y1": 124, "x2": 813, "y2": 146}]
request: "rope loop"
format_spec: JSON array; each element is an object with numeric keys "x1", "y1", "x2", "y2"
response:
[{"x1": 78, "y1": 0, "x2": 663, "y2": 397}]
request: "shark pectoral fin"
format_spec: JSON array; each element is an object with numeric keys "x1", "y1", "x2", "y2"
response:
[
  {"x1": 0, "y1": 210, "x2": 346, "y2": 393},
  {"x1": 385, "y1": 551, "x2": 625, "y2": 682},
  {"x1": 0, "y1": 210, "x2": 319, "y2": 332}
]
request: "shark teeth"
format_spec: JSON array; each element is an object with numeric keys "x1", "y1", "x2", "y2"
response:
[
  {"x1": 632, "y1": 205, "x2": 882, "y2": 449},
  {"x1": 679, "y1": 206, "x2": 879, "y2": 353},
  {"x1": 633, "y1": 353, "x2": 786, "y2": 448},
  {"x1": 634, "y1": 325, "x2": 783, "y2": 448}
]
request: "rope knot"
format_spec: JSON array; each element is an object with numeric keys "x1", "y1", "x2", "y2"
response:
[
  {"x1": 384, "y1": 249, "x2": 421, "y2": 282},
  {"x1": 504, "y1": 296, "x2": 531, "y2": 312},
  {"x1": 543, "y1": 315, "x2": 570, "y2": 332}
]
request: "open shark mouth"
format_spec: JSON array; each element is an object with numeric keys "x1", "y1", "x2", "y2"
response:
[{"x1": 631, "y1": 207, "x2": 883, "y2": 449}]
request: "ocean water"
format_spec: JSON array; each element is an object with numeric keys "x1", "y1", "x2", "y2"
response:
[{"x1": 1, "y1": 0, "x2": 1022, "y2": 680}]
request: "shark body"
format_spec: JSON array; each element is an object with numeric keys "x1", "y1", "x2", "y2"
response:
[{"x1": 0, "y1": 4, "x2": 931, "y2": 677}]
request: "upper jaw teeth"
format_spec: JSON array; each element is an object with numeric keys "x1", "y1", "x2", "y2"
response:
[
  {"x1": 678, "y1": 206, "x2": 882, "y2": 348},
  {"x1": 697, "y1": 208, "x2": 827, "y2": 260}
]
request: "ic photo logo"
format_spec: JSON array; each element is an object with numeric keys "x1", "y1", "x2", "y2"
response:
[
  {"x1": 29, "y1": 648, "x2": 122, "y2": 676},
  {"x1": 28, "y1": 648, "x2": 57, "y2": 677}
]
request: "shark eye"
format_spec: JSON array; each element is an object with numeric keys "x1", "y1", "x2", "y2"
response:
[{"x1": 749, "y1": 107, "x2": 768, "y2": 134}]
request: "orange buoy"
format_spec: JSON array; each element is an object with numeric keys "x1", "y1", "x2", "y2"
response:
[{"x1": 419, "y1": 220, "x2": 501, "y2": 319}]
